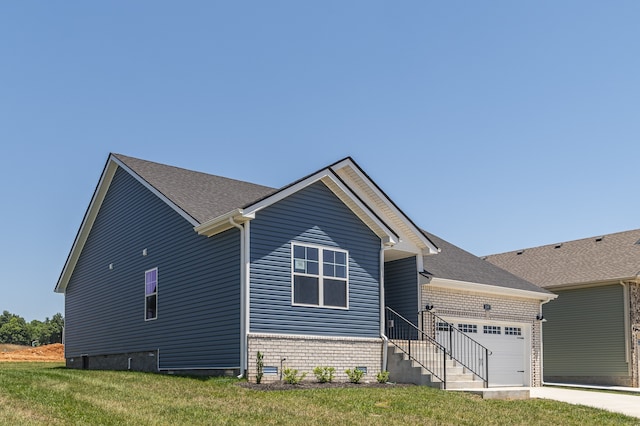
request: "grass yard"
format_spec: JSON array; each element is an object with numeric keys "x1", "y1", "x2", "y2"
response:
[{"x1": 0, "y1": 363, "x2": 638, "y2": 425}]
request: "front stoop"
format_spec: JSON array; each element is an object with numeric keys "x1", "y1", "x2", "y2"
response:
[{"x1": 387, "y1": 346, "x2": 484, "y2": 390}]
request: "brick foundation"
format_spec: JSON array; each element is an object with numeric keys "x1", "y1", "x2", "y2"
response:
[{"x1": 247, "y1": 333, "x2": 383, "y2": 383}]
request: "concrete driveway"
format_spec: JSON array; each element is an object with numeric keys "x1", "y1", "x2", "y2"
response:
[{"x1": 531, "y1": 386, "x2": 640, "y2": 419}]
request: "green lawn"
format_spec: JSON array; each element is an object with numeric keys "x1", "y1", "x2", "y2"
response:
[{"x1": 0, "y1": 363, "x2": 637, "y2": 425}]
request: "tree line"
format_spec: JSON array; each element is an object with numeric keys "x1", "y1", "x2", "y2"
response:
[{"x1": 0, "y1": 311, "x2": 64, "y2": 346}]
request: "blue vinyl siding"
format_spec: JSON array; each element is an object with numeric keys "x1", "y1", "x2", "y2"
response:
[
  {"x1": 249, "y1": 181, "x2": 381, "y2": 337},
  {"x1": 65, "y1": 167, "x2": 241, "y2": 369},
  {"x1": 384, "y1": 257, "x2": 419, "y2": 326}
]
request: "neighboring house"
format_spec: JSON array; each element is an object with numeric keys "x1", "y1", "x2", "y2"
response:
[
  {"x1": 486, "y1": 229, "x2": 640, "y2": 387},
  {"x1": 55, "y1": 153, "x2": 554, "y2": 386}
]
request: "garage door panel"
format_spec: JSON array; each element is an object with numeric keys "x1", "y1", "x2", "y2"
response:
[{"x1": 438, "y1": 320, "x2": 527, "y2": 387}]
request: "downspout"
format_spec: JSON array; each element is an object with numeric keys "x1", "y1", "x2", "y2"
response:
[
  {"x1": 539, "y1": 298, "x2": 553, "y2": 386},
  {"x1": 229, "y1": 217, "x2": 248, "y2": 379},
  {"x1": 380, "y1": 241, "x2": 388, "y2": 372}
]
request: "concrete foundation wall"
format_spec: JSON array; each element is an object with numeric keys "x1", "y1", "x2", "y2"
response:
[
  {"x1": 66, "y1": 350, "x2": 159, "y2": 372},
  {"x1": 247, "y1": 333, "x2": 383, "y2": 383}
]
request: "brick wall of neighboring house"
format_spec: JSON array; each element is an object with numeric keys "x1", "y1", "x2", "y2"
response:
[
  {"x1": 629, "y1": 281, "x2": 640, "y2": 387},
  {"x1": 247, "y1": 334, "x2": 383, "y2": 383},
  {"x1": 421, "y1": 285, "x2": 543, "y2": 386}
]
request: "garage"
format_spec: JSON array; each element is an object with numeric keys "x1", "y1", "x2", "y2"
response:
[{"x1": 436, "y1": 320, "x2": 528, "y2": 387}]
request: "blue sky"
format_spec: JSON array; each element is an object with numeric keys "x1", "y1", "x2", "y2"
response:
[{"x1": 1, "y1": 1, "x2": 639, "y2": 321}]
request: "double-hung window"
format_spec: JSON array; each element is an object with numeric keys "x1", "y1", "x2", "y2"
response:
[
  {"x1": 292, "y1": 243, "x2": 348, "y2": 309},
  {"x1": 145, "y1": 268, "x2": 158, "y2": 320}
]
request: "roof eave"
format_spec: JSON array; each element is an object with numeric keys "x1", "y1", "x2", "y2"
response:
[
  {"x1": 542, "y1": 276, "x2": 640, "y2": 291},
  {"x1": 55, "y1": 154, "x2": 200, "y2": 294},
  {"x1": 55, "y1": 156, "x2": 119, "y2": 294},
  {"x1": 240, "y1": 167, "x2": 400, "y2": 246},
  {"x1": 427, "y1": 277, "x2": 558, "y2": 301},
  {"x1": 194, "y1": 209, "x2": 254, "y2": 237},
  {"x1": 330, "y1": 158, "x2": 439, "y2": 255}
]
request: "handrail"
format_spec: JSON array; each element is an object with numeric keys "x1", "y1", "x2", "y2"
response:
[
  {"x1": 385, "y1": 307, "x2": 448, "y2": 388},
  {"x1": 422, "y1": 310, "x2": 490, "y2": 388}
]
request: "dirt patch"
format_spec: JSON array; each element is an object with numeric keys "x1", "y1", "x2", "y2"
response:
[
  {"x1": 0, "y1": 343, "x2": 64, "y2": 362},
  {"x1": 238, "y1": 381, "x2": 413, "y2": 391}
]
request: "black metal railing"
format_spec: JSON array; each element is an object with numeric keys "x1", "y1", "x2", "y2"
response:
[
  {"x1": 385, "y1": 307, "x2": 448, "y2": 388},
  {"x1": 421, "y1": 310, "x2": 490, "y2": 387}
]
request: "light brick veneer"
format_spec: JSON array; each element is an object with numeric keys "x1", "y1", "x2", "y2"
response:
[
  {"x1": 247, "y1": 333, "x2": 383, "y2": 383},
  {"x1": 421, "y1": 285, "x2": 544, "y2": 386}
]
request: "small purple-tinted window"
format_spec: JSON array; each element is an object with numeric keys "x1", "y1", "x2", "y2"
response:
[
  {"x1": 145, "y1": 268, "x2": 158, "y2": 320},
  {"x1": 145, "y1": 269, "x2": 157, "y2": 295}
]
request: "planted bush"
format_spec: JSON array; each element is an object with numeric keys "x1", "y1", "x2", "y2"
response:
[
  {"x1": 313, "y1": 366, "x2": 335, "y2": 383},
  {"x1": 345, "y1": 368, "x2": 364, "y2": 384},
  {"x1": 376, "y1": 370, "x2": 390, "y2": 384},
  {"x1": 282, "y1": 367, "x2": 307, "y2": 385},
  {"x1": 255, "y1": 351, "x2": 264, "y2": 384}
]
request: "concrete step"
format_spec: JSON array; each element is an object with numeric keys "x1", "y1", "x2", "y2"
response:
[
  {"x1": 388, "y1": 344, "x2": 487, "y2": 391},
  {"x1": 445, "y1": 380, "x2": 485, "y2": 390}
]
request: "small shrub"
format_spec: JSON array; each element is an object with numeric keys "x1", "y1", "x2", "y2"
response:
[
  {"x1": 282, "y1": 367, "x2": 307, "y2": 385},
  {"x1": 255, "y1": 351, "x2": 264, "y2": 384},
  {"x1": 313, "y1": 366, "x2": 335, "y2": 383},
  {"x1": 345, "y1": 368, "x2": 364, "y2": 384},
  {"x1": 376, "y1": 370, "x2": 390, "y2": 384}
]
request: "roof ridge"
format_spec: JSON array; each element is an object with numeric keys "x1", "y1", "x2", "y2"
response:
[{"x1": 485, "y1": 228, "x2": 640, "y2": 258}]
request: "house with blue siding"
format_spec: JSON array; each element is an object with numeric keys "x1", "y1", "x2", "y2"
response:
[{"x1": 55, "y1": 154, "x2": 554, "y2": 387}]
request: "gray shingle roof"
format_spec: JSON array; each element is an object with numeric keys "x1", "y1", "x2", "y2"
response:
[
  {"x1": 484, "y1": 229, "x2": 640, "y2": 288},
  {"x1": 113, "y1": 154, "x2": 277, "y2": 224},
  {"x1": 422, "y1": 231, "x2": 551, "y2": 295}
]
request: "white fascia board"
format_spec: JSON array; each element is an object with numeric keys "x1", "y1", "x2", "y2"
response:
[
  {"x1": 542, "y1": 277, "x2": 640, "y2": 291},
  {"x1": 55, "y1": 159, "x2": 118, "y2": 293},
  {"x1": 242, "y1": 169, "x2": 398, "y2": 245},
  {"x1": 331, "y1": 159, "x2": 438, "y2": 255},
  {"x1": 55, "y1": 155, "x2": 199, "y2": 294},
  {"x1": 427, "y1": 277, "x2": 558, "y2": 301},
  {"x1": 194, "y1": 209, "x2": 254, "y2": 237}
]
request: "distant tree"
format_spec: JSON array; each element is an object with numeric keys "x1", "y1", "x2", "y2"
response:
[
  {"x1": 49, "y1": 313, "x2": 64, "y2": 344},
  {"x1": 0, "y1": 311, "x2": 64, "y2": 345},
  {"x1": 0, "y1": 316, "x2": 30, "y2": 345},
  {"x1": 0, "y1": 310, "x2": 20, "y2": 328}
]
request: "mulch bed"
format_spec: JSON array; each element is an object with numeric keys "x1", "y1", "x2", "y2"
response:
[{"x1": 238, "y1": 381, "x2": 414, "y2": 391}]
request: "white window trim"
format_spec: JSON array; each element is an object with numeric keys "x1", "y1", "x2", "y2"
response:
[
  {"x1": 145, "y1": 267, "x2": 158, "y2": 321},
  {"x1": 291, "y1": 242, "x2": 349, "y2": 310}
]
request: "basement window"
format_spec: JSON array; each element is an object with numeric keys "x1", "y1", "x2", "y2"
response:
[
  {"x1": 292, "y1": 243, "x2": 348, "y2": 309},
  {"x1": 145, "y1": 268, "x2": 158, "y2": 320}
]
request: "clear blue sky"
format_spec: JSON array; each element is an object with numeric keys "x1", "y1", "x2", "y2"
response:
[{"x1": 1, "y1": 1, "x2": 639, "y2": 321}]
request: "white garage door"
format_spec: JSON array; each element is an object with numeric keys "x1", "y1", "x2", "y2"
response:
[{"x1": 436, "y1": 321, "x2": 527, "y2": 387}]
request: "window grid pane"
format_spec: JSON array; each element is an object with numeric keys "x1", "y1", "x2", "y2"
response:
[
  {"x1": 483, "y1": 325, "x2": 501, "y2": 335},
  {"x1": 292, "y1": 244, "x2": 348, "y2": 309},
  {"x1": 505, "y1": 327, "x2": 522, "y2": 336},
  {"x1": 458, "y1": 324, "x2": 478, "y2": 333}
]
